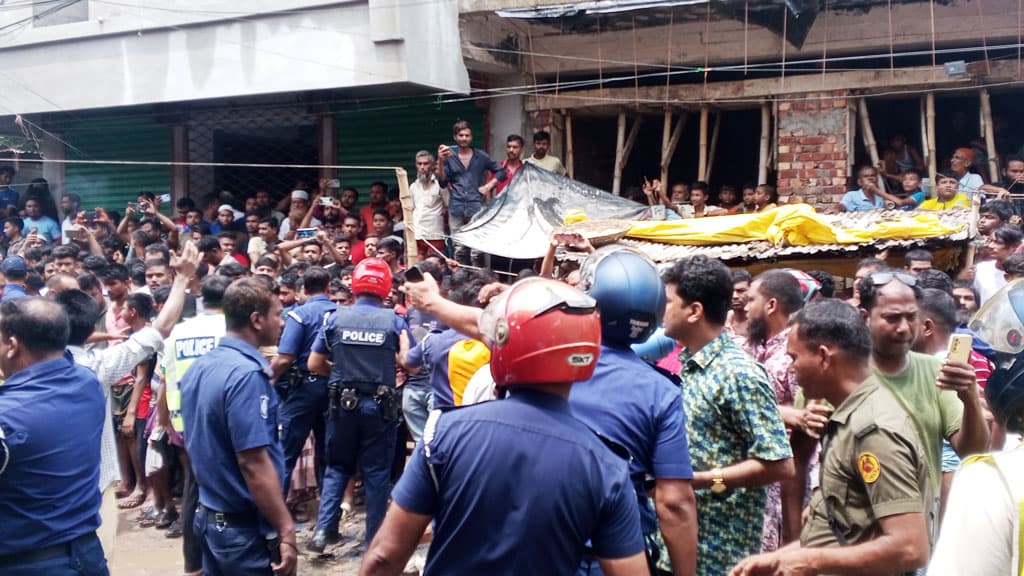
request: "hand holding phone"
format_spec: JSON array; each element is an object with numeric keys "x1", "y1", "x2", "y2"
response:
[
  {"x1": 296, "y1": 228, "x2": 317, "y2": 239},
  {"x1": 946, "y1": 333, "x2": 973, "y2": 364}
]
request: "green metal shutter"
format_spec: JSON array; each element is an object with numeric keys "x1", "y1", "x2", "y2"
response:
[
  {"x1": 63, "y1": 115, "x2": 171, "y2": 213},
  {"x1": 335, "y1": 98, "x2": 486, "y2": 195}
]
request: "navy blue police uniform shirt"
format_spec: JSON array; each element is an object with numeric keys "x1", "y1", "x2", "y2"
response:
[
  {"x1": 403, "y1": 306, "x2": 444, "y2": 390},
  {"x1": 180, "y1": 337, "x2": 284, "y2": 515},
  {"x1": 392, "y1": 388, "x2": 644, "y2": 575},
  {"x1": 311, "y1": 297, "x2": 412, "y2": 362},
  {"x1": 569, "y1": 345, "x2": 693, "y2": 534},
  {"x1": 278, "y1": 294, "x2": 335, "y2": 372},
  {"x1": 403, "y1": 327, "x2": 469, "y2": 408},
  {"x1": 0, "y1": 354, "x2": 106, "y2": 554}
]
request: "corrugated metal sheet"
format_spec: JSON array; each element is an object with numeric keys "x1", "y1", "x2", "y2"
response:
[
  {"x1": 560, "y1": 207, "x2": 972, "y2": 264},
  {"x1": 335, "y1": 98, "x2": 486, "y2": 195},
  {"x1": 64, "y1": 116, "x2": 171, "y2": 213}
]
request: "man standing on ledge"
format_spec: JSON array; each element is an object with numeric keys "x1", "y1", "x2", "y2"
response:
[{"x1": 436, "y1": 120, "x2": 506, "y2": 267}]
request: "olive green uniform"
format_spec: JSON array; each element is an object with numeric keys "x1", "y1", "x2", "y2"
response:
[{"x1": 801, "y1": 376, "x2": 936, "y2": 557}]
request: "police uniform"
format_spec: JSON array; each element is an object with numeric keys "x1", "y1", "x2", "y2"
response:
[
  {"x1": 801, "y1": 376, "x2": 935, "y2": 557},
  {"x1": 392, "y1": 389, "x2": 644, "y2": 574},
  {"x1": 569, "y1": 345, "x2": 692, "y2": 574},
  {"x1": 311, "y1": 296, "x2": 411, "y2": 544},
  {"x1": 277, "y1": 293, "x2": 335, "y2": 491},
  {"x1": 180, "y1": 337, "x2": 284, "y2": 576},
  {"x1": 0, "y1": 354, "x2": 108, "y2": 575}
]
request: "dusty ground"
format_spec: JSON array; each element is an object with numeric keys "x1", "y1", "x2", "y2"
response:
[{"x1": 109, "y1": 501, "x2": 428, "y2": 575}]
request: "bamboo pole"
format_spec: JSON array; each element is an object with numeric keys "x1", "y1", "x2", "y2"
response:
[
  {"x1": 857, "y1": 98, "x2": 885, "y2": 190},
  {"x1": 622, "y1": 115, "x2": 643, "y2": 171},
  {"x1": 395, "y1": 167, "x2": 418, "y2": 266},
  {"x1": 613, "y1": 111, "x2": 627, "y2": 195},
  {"x1": 980, "y1": 89, "x2": 999, "y2": 182},
  {"x1": 698, "y1": 107, "x2": 709, "y2": 182},
  {"x1": 926, "y1": 92, "x2": 937, "y2": 182},
  {"x1": 705, "y1": 111, "x2": 722, "y2": 182},
  {"x1": 919, "y1": 96, "x2": 930, "y2": 176},
  {"x1": 758, "y1": 102, "x2": 771, "y2": 184},
  {"x1": 661, "y1": 110, "x2": 672, "y2": 185},
  {"x1": 964, "y1": 191, "x2": 982, "y2": 270},
  {"x1": 847, "y1": 101, "x2": 857, "y2": 177},
  {"x1": 564, "y1": 110, "x2": 575, "y2": 179},
  {"x1": 661, "y1": 111, "x2": 686, "y2": 187}
]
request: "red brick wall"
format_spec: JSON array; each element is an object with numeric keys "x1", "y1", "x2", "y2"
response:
[{"x1": 775, "y1": 90, "x2": 850, "y2": 207}]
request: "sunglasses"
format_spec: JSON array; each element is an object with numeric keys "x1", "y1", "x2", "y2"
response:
[{"x1": 869, "y1": 271, "x2": 917, "y2": 287}]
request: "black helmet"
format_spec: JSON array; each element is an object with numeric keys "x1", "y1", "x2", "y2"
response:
[{"x1": 986, "y1": 354, "x2": 1024, "y2": 433}]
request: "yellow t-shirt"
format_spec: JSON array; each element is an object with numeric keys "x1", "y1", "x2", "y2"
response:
[{"x1": 919, "y1": 194, "x2": 970, "y2": 211}]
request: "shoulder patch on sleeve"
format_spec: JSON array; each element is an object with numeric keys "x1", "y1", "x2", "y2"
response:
[
  {"x1": 287, "y1": 310, "x2": 304, "y2": 324},
  {"x1": 857, "y1": 452, "x2": 881, "y2": 484}
]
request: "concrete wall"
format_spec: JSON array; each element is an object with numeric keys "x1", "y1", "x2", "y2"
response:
[{"x1": 0, "y1": 0, "x2": 470, "y2": 115}]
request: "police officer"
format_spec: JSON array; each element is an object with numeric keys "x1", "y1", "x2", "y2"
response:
[
  {"x1": 731, "y1": 300, "x2": 931, "y2": 576},
  {"x1": 0, "y1": 298, "x2": 109, "y2": 575},
  {"x1": 364, "y1": 277, "x2": 648, "y2": 575},
  {"x1": 307, "y1": 258, "x2": 412, "y2": 552},
  {"x1": 180, "y1": 278, "x2": 297, "y2": 576},
  {"x1": 270, "y1": 266, "x2": 335, "y2": 491},
  {"x1": 572, "y1": 247, "x2": 697, "y2": 576}
]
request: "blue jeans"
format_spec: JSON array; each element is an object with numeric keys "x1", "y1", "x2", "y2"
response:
[
  {"x1": 318, "y1": 396, "x2": 396, "y2": 543},
  {"x1": 278, "y1": 376, "x2": 328, "y2": 493},
  {"x1": 402, "y1": 386, "x2": 432, "y2": 444},
  {"x1": 3, "y1": 533, "x2": 108, "y2": 576},
  {"x1": 193, "y1": 511, "x2": 273, "y2": 576}
]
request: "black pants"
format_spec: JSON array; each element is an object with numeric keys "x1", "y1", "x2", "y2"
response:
[{"x1": 182, "y1": 459, "x2": 201, "y2": 572}]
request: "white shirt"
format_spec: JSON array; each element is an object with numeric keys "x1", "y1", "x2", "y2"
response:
[
  {"x1": 409, "y1": 176, "x2": 448, "y2": 241},
  {"x1": 960, "y1": 171, "x2": 985, "y2": 198},
  {"x1": 462, "y1": 363, "x2": 496, "y2": 405},
  {"x1": 975, "y1": 259, "x2": 1007, "y2": 306},
  {"x1": 929, "y1": 442, "x2": 1024, "y2": 576},
  {"x1": 68, "y1": 327, "x2": 165, "y2": 491}
]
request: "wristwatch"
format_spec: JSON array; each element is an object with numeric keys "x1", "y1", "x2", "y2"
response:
[{"x1": 710, "y1": 467, "x2": 727, "y2": 494}]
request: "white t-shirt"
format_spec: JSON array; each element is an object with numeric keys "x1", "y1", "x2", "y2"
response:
[
  {"x1": 409, "y1": 176, "x2": 448, "y2": 241},
  {"x1": 975, "y1": 259, "x2": 1007, "y2": 306},
  {"x1": 462, "y1": 363, "x2": 496, "y2": 405},
  {"x1": 929, "y1": 442, "x2": 1024, "y2": 576}
]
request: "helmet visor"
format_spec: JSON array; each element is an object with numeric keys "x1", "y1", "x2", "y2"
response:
[{"x1": 969, "y1": 278, "x2": 1024, "y2": 355}]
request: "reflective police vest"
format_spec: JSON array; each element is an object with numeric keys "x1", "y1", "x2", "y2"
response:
[
  {"x1": 163, "y1": 313, "x2": 226, "y2": 433},
  {"x1": 325, "y1": 305, "x2": 398, "y2": 393}
]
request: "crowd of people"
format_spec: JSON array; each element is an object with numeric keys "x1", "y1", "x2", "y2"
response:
[{"x1": 2, "y1": 117, "x2": 1024, "y2": 576}]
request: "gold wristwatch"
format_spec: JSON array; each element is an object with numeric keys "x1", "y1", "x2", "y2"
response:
[{"x1": 710, "y1": 467, "x2": 727, "y2": 494}]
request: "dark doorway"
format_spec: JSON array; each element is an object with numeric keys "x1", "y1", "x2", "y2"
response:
[{"x1": 213, "y1": 125, "x2": 318, "y2": 199}]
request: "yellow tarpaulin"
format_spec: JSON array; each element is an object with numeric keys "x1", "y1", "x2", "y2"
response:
[{"x1": 625, "y1": 204, "x2": 964, "y2": 247}]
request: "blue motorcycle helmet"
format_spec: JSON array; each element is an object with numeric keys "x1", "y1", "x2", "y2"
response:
[{"x1": 577, "y1": 245, "x2": 666, "y2": 348}]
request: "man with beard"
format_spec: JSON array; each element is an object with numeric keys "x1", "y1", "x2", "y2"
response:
[
  {"x1": 952, "y1": 280, "x2": 979, "y2": 327},
  {"x1": 409, "y1": 151, "x2": 447, "y2": 261},
  {"x1": 744, "y1": 271, "x2": 822, "y2": 550},
  {"x1": 725, "y1": 270, "x2": 752, "y2": 344}
]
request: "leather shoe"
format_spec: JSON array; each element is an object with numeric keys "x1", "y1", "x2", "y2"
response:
[{"x1": 306, "y1": 530, "x2": 341, "y2": 554}]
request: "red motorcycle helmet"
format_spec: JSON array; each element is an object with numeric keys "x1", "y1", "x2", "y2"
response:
[
  {"x1": 479, "y1": 278, "x2": 601, "y2": 387},
  {"x1": 352, "y1": 258, "x2": 392, "y2": 300}
]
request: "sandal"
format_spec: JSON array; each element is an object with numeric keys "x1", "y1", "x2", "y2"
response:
[{"x1": 137, "y1": 508, "x2": 161, "y2": 528}]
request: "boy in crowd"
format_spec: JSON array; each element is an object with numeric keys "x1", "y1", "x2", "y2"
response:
[{"x1": 920, "y1": 171, "x2": 970, "y2": 211}]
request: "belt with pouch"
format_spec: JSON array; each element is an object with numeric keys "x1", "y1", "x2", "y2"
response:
[{"x1": 0, "y1": 532, "x2": 100, "y2": 567}]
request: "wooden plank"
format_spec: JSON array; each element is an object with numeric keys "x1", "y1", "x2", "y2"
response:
[
  {"x1": 981, "y1": 89, "x2": 1000, "y2": 182},
  {"x1": 661, "y1": 111, "x2": 686, "y2": 186},
  {"x1": 395, "y1": 167, "x2": 418, "y2": 266},
  {"x1": 758, "y1": 102, "x2": 771, "y2": 184},
  {"x1": 525, "y1": 60, "x2": 1021, "y2": 112}
]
